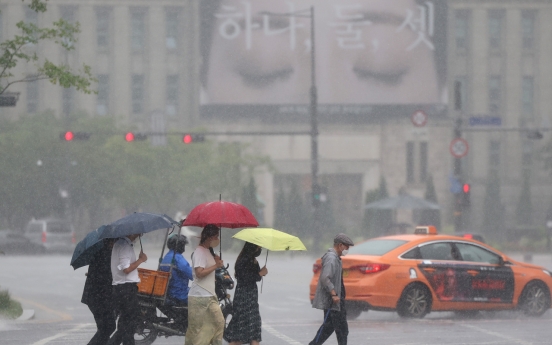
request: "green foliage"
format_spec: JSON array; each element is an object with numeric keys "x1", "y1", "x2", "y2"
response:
[
  {"x1": 0, "y1": 0, "x2": 96, "y2": 94},
  {"x1": 0, "y1": 114, "x2": 267, "y2": 230},
  {"x1": 420, "y1": 174, "x2": 441, "y2": 229},
  {"x1": 0, "y1": 287, "x2": 22, "y2": 319},
  {"x1": 0, "y1": 289, "x2": 10, "y2": 309},
  {"x1": 241, "y1": 176, "x2": 259, "y2": 223},
  {"x1": 363, "y1": 176, "x2": 393, "y2": 236},
  {"x1": 516, "y1": 172, "x2": 533, "y2": 225}
]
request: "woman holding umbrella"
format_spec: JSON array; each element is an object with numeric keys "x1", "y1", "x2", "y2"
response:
[
  {"x1": 224, "y1": 242, "x2": 268, "y2": 345},
  {"x1": 186, "y1": 224, "x2": 225, "y2": 345}
]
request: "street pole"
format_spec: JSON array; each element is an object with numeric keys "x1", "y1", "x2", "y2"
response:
[
  {"x1": 307, "y1": 6, "x2": 322, "y2": 250},
  {"x1": 453, "y1": 81, "x2": 465, "y2": 233}
]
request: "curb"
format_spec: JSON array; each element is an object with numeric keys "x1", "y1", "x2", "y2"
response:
[{"x1": 16, "y1": 309, "x2": 35, "y2": 321}]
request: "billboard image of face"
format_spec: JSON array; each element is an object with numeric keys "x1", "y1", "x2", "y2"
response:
[{"x1": 200, "y1": 0, "x2": 447, "y2": 120}]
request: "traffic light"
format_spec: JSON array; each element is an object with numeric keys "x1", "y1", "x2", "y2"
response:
[
  {"x1": 312, "y1": 184, "x2": 327, "y2": 207},
  {"x1": 60, "y1": 131, "x2": 90, "y2": 141},
  {"x1": 461, "y1": 183, "x2": 471, "y2": 207},
  {"x1": 182, "y1": 134, "x2": 205, "y2": 144},
  {"x1": 124, "y1": 132, "x2": 147, "y2": 142}
]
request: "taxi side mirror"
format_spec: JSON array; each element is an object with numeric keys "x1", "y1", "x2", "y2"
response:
[{"x1": 498, "y1": 256, "x2": 505, "y2": 266}]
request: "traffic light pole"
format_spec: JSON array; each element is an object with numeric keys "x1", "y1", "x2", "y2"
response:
[{"x1": 453, "y1": 117, "x2": 463, "y2": 233}]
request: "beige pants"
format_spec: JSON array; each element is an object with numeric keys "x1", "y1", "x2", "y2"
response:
[{"x1": 185, "y1": 296, "x2": 225, "y2": 345}]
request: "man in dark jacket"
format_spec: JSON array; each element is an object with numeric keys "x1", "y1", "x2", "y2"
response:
[
  {"x1": 82, "y1": 238, "x2": 116, "y2": 345},
  {"x1": 309, "y1": 233, "x2": 354, "y2": 345}
]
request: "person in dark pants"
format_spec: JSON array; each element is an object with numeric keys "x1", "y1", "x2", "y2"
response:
[
  {"x1": 107, "y1": 234, "x2": 148, "y2": 345},
  {"x1": 309, "y1": 233, "x2": 354, "y2": 345},
  {"x1": 81, "y1": 238, "x2": 116, "y2": 345}
]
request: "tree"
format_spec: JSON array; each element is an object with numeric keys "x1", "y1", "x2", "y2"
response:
[
  {"x1": 362, "y1": 188, "x2": 380, "y2": 236},
  {"x1": 0, "y1": 0, "x2": 95, "y2": 95},
  {"x1": 287, "y1": 180, "x2": 309, "y2": 237},
  {"x1": 273, "y1": 188, "x2": 288, "y2": 231},
  {"x1": 515, "y1": 172, "x2": 533, "y2": 226},
  {"x1": 420, "y1": 174, "x2": 441, "y2": 229},
  {"x1": 372, "y1": 177, "x2": 393, "y2": 235},
  {"x1": 241, "y1": 176, "x2": 259, "y2": 223}
]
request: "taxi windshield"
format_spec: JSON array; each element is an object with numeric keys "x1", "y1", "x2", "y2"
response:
[{"x1": 348, "y1": 239, "x2": 408, "y2": 256}]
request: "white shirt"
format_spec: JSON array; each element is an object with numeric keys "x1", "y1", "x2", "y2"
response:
[
  {"x1": 188, "y1": 246, "x2": 216, "y2": 297},
  {"x1": 111, "y1": 237, "x2": 140, "y2": 285}
]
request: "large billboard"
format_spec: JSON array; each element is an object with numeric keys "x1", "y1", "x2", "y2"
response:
[{"x1": 199, "y1": 0, "x2": 448, "y2": 123}]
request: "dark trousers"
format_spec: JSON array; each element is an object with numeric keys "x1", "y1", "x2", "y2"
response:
[
  {"x1": 309, "y1": 308, "x2": 348, "y2": 345},
  {"x1": 107, "y1": 283, "x2": 139, "y2": 345},
  {"x1": 87, "y1": 301, "x2": 116, "y2": 345}
]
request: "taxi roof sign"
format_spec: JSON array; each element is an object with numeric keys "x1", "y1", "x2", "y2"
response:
[{"x1": 414, "y1": 226, "x2": 438, "y2": 235}]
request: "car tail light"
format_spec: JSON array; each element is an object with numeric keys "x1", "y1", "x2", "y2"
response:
[
  {"x1": 354, "y1": 263, "x2": 390, "y2": 274},
  {"x1": 72, "y1": 232, "x2": 76, "y2": 244},
  {"x1": 463, "y1": 234, "x2": 473, "y2": 239},
  {"x1": 313, "y1": 263, "x2": 322, "y2": 274},
  {"x1": 42, "y1": 231, "x2": 47, "y2": 243}
]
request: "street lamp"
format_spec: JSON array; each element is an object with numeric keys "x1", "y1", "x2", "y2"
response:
[{"x1": 260, "y1": 6, "x2": 319, "y2": 213}]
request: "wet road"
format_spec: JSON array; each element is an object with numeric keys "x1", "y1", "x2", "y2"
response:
[{"x1": 1, "y1": 249, "x2": 552, "y2": 345}]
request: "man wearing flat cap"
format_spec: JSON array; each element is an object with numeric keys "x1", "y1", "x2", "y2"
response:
[{"x1": 309, "y1": 233, "x2": 354, "y2": 345}]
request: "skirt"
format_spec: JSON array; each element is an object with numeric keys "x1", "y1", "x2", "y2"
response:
[{"x1": 223, "y1": 282, "x2": 261, "y2": 344}]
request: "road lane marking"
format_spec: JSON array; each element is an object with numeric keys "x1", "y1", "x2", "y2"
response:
[
  {"x1": 263, "y1": 324, "x2": 303, "y2": 345},
  {"x1": 29, "y1": 323, "x2": 89, "y2": 345},
  {"x1": 460, "y1": 323, "x2": 533, "y2": 345},
  {"x1": 13, "y1": 296, "x2": 72, "y2": 323}
]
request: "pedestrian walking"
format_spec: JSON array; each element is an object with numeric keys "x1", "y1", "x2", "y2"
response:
[
  {"x1": 81, "y1": 238, "x2": 116, "y2": 345},
  {"x1": 309, "y1": 233, "x2": 355, "y2": 345},
  {"x1": 185, "y1": 224, "x2": 225, "y2": 345},
  {"x1": 107, "y1": 234, "x2": 148, "y2": 345},
  {"x1": 224, "y1": 242, "x2": 268, "y2": 345}
]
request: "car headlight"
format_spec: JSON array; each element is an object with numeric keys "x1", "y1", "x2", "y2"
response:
[{"x1": 543, "y1": 270, "x2": 551, "y2": 277}]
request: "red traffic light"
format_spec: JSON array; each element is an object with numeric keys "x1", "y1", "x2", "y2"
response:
[
  {"x1": 125, "y1": 132, "x2": 135, "y2": 142},
  {"x1": 183, "y1": 134, "x2": 193, "y2": 144},
  {"x1": 463, "y1": 183, "x2": 470, "y2": 193},
  {"x1": 64, "y1": 131, "x2": 74, "y2": 141}
]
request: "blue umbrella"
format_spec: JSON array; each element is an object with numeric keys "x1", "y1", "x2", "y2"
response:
[
  {"x1": 70, "y1": 225, "x2": 108, "y2": 270},
  {"x1": 99, "y1": 212, "x2": 178, "y2": 240}
]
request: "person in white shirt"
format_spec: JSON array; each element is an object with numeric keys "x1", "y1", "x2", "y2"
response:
[
  {"x1": 107, "y1": 234, "x2": 148, "y2": 345},
  {"x1": 186, "y1": 224, "x2": 225, "y2": 345}
]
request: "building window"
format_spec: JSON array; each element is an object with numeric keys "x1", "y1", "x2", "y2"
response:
[
  {"x1": 488, "y1": 76, "x2": 502, "y2": 115},
  {"x1": 521, "y1": 10, "x2": 536, "y2": 51},
  {"x1": 521, "y1": 76, "x2": 534, "y2": 125},
  {"x1": 131, "y1": 9, "x2": 146, "y2": 53},
  {"x1": 96, "y1": 74, "x2": 109, "y2": 116},
  {"x1": 96, "y1": 7, "x2": 111, "y2": 52},
  {"x1": 419, "y1": 142, "x2": 428, "y2": 183},
  {"x1": 26, "y1": 81, "x2": 38, "y2": 113},
  {"x1": 60, "y1": 6, "x2": 76, "y2": 50},
  {"x1": 131, "y1": 74, "x2": 144, "y2": 115},
  {"x1": 25, "y1": 6, "x2": 38, "y2": 45},
  {"x1": 455, "y1": 9, "x2": 470, "y2": 52},
  {"x1": 406, "y1": 141, "x2": 415, "y2": 184},
  {"x1": 488, "y1": 10, "x2": 504, "y2": 50},
  {"x1": 166, "y1": 74, "x2": 179, "y2": 117},
  {"x1": 455, "y1": 76, "x2": 468, "y2": 111},
  {"x1": 62, "y1": 87, "x2": 74, "y2": 118},
  {"x1": 0, "y1": 11, "x2": 3, "y2": 42},
  {"x1": 166, "y1": 9, "x2": 179, "y2": 51},
  {"x1": 489, "y1": 140, "x2": 501, "y2": 174}
]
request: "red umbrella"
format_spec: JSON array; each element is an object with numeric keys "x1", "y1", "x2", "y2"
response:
[{"x1": 183, "y1": 200, "x2": 259, "y2": 228}]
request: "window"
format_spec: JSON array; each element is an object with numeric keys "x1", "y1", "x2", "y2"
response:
[
  {"x1": 406, "y1": 141, "x2": 415, "y2": 184},
  {"x1": 131, "y1": 9, "x2": 146, "y2": 53},
  {"x1": 455, "y1": 10, "x2": 470, "y2": 51},
  {"x1": 521, "y1": 10, "x2": 536, "y2": 51},
  {"x1": 455, "y1": 76, "x2": 468, "y2": 112},
  {"x1": 96, "y1": 7, "x2": 111, "y2": 52},
  {"x1": 419, "y1": 242, "x2": 457, "y2": 261},
  {"x1": 488, "y1": 10, "x2": 504, "y2": 50},
  {"x1": 166, "y1": 74, "x2": 179, "y2": 117},
  {"x1": 488, "y1": 76, "x2": 502, "y2": 115},
  {"x1": 401, "y1": 247, "x2": 421, "y2": 260},
  {"x1": 489, "y1": 140, "x2": 501, "y2": 174},
  {"x1": 348, "y1": 239, "x2": 408, "y2": 256},
  {"x1": 455, "y1": 243, "x2": 501, "y2": 264},
  {"x1": 62, "y1": 87, "x2": 74, "y2": 117},
  {"x1": 166, "y1": 9, "x2": 179, "y2": 51},
  {"x1": 0, "y1": 11, "x2": 3, "y2": 42},
  {"x1": 419, "y1": 142, "x2": 428, "y2": 183},
  {"x1": 131, "y1": 74, "x2": 144, "y2": 115},
  {"x1": 26, "y1": 81, "x2": 39, "y2": 113},
  {"x1": 25, "y1": 6, "x2": 38, "y2": 45},
  {"x1": 521, "y1": 76, "x2": 534, "y2": 124},
  {"x1": 96, "y1": 74, "x2": 109, "y2": 116},
  {"x1": 59, "y1": 6, "x2": 76, "y2": 49}
]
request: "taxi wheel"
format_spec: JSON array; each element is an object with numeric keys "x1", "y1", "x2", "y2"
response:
[
  {"x1": 519, "y1": 281, "x2": 551, "y2": 317},
  {"x1": 397, "y1": 284, "x2": 432, "y2": 318}
]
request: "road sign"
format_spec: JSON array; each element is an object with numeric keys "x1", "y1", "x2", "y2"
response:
[
  {"x1": 450, "y1": 138, "x2": 469, "y2": 158},
  {"x1": 411, "y1": 110, "x2": 428, "y2": 127},
  {"x1": 469, "y1": 116, "x2": 502, "y2": 126}
]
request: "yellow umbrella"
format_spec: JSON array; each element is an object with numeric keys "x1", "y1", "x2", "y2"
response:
[{"x1": 232, "y1": 228, "x2": 307, "y2": 252}]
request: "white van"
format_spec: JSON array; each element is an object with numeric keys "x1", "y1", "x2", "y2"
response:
[{"x1": 24, "y1": 218, "x2": 75, "y2": 252}]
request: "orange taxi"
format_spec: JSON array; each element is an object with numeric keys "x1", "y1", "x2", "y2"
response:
[{"x1": 309, "y1": 226, "x2": 552, "y2": 319}]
